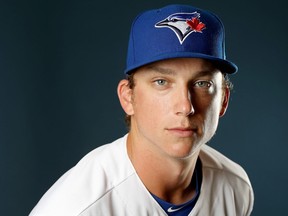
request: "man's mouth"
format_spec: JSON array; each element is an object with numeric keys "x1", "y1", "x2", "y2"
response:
[{"x1": 166, "y1": 127, "x2": 195, "y2": 137}]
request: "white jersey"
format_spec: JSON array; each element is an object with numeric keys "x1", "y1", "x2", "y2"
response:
[{"x1": 29, "y1": 134, "x2": 254, "y2": 216}]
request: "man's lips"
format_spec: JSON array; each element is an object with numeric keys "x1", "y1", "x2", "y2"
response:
[{"x1": 166, "y1": 127, "x2": 195, "y2": 137}]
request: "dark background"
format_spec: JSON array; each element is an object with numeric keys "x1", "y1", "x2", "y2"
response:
[{"x1": 0, "y1": 0, "x2": 287, "y2": 215}]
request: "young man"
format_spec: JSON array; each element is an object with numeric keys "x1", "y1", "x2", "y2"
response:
[{"x1": 29, "y1": 4, "x2": 254, "y2": 216}]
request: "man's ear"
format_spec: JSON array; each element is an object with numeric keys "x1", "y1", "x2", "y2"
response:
[
  {"x1": 117, "y1": 79, "x2": 134, "y2": 115},
  {"x1": 219, "y1": 87, "x2": 230, "y2": 117}
]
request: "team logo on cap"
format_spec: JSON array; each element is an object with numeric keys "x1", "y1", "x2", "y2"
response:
[{"x1": 155, "y1": 12, "x2": 206, "y2": 44}]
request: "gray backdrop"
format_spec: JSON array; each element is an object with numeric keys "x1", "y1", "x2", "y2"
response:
[{"x1": 0, "y1": 0, "x2": 287, "y2": 215}]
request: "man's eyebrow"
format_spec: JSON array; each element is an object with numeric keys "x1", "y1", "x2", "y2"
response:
[
  {"x1": 146, "y1": 65, "x2": 218, "y2": 77},
  {"x1": 195, "y1": 70, "x2": 217, "y2": 77},
  {"x1": 146, "y1": 65, "x2": 176, "y2": 75}
]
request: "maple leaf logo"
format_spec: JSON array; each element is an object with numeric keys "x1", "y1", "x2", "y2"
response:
[
  {"x1": 155, "y1": 12, "x2": 206, "y2": 44},
  {"x1": 186, "y1": 17, "x2": 206, "y2": 32}
]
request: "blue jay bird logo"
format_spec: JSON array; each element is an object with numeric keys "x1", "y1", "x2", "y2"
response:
[{"x1": 155, "y1": 12, "x2": 206, "y2": 44}]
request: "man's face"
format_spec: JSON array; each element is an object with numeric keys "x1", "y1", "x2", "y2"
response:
[{"x1": 123, "y1": 58, "x2": 229, "y2": 159}]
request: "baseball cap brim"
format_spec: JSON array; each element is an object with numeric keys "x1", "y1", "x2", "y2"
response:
[{"x1": 124, "y1": 52, "x2": 238, "y2": 75}]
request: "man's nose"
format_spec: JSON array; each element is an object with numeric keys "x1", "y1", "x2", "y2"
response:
[{"x1": 175, "y1": 88, "x2": 194, "y2": 116}]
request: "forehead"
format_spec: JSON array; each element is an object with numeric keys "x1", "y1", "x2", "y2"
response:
[{"x1": 135, "y1": 58, "x2": 221, "y2": 78}]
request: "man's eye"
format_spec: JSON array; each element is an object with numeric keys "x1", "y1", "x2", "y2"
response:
[
  {"x1": 194, "y1": 81, "x2": 212, "y2": 88},
  {"x1": 155, "y1": 79, "x2": 167, "y2": 86}
]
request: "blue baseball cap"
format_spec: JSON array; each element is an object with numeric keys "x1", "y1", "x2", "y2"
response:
[{"x1": 124, "y1": 4, "x2": 238, "y2": 74}]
